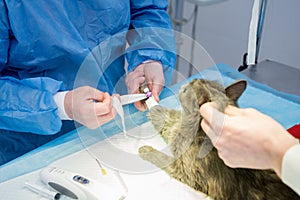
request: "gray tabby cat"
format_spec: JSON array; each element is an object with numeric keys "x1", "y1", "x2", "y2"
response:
[{"x1": 139, "y1": 79, "x2": 300, "y2": 200}]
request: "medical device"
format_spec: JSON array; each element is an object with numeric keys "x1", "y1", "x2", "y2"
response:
[
  {"x1": 40, "y1": 166, "x2": 127, "y2": 200},
  {"x1": 141, "y1": 87, "x2": 158, "y2": 109},
  {"x1": 119, "y1": 88, "x2": 157, "y2": 109},
  {"x1": 24, "y1": 181, "x2": 61, "y2": 200},
  {"x1": 113, "y1": 87, "x2": 157, "y2": 135},
  {"x1": 119, "y1": 93, "x2": 150, "y2": 105}
]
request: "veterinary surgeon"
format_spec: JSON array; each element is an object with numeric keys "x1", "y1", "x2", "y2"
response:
[{"x1": 0, "y1": 1, "x2": 176, "y2": 165}]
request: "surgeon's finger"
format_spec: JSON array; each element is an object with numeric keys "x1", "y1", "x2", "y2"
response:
[
  {"x1": 200, "y1": 102, "x2": 226, "y2": 135},
  {"x1": 93, "y1": 93, "x2": 113, "y2": 115},
  {"x1": 199, "y1": 102, "x2": 218, "y2": 120},
  {"x1": 134, "y1": 101, "x2": 147, "y2": 112},
  {"x1": 201, "y1": 118, "x2": 210, "y2": 134},
  {"x1": 112, "y1": 93, "x2": 120, "y2": 100},
  {"x1": 83, "y1": 87, "x2": 104, "y2": 102},
  {"x1": 126, "y1": 71, "x2": 145, "y2": 85},
  {"x1": 128, "y1": 76, "x2": 146, "y2": 94},
  {"x1": 224, "y1": 105, "x2": 244, "y2": 116},
  {"x1": 96, "y1": 108, "x2": 117, "y2": 125},
  {"x1": 201, "y1": 119, "x2": 218, "y2": 144},
  {"x1": 149, "y1": 81, "x2": 164, "y2": 102}
]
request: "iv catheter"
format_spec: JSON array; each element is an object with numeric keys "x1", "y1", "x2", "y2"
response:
[{"x1": 119, "y1": 93, "x2": 151, "y2": 105}]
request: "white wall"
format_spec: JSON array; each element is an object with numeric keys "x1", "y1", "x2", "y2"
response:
[{"x1": 175, "y1": 0, "x2": 300, "y2": 69}]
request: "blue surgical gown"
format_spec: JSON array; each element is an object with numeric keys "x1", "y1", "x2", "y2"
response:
[{"x1": 0, "y1": 0, "x2": 176, "y2": 163}]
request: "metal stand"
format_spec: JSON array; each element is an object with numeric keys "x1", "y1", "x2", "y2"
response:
[
  {"x1": 170, "y1": 0, "x2": 228, "y2": 80},
  {"x1": 243, "y1": 59, "x2": 300, "y2": 96},
  {"x1": 239, "y1": 0, "x2": 300, "y2": 96},
  {"x1": 238, "y1": 0, "x2": 268, "y2": 71}
]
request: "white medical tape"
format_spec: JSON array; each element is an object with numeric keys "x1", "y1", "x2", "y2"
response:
[
  {"x1": 112, "y1": 97, "x2": 127, "y2": 134},
  {"x1": 111, "y1": 95, "x2": 157, "y2": 136},
  {"x1": 247, "y1": 0, "x2": 260, "y2": 65},
  {"x1": 145, "y1": 96, "x2": 158, "y2": 110},
  {"x1": 142, "y1": 87, "x2": 158, "y2": 110}
]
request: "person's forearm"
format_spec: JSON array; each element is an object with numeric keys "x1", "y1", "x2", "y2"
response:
[{"x1": 268, "y1": 132, "x2": 298, "y2": 177}]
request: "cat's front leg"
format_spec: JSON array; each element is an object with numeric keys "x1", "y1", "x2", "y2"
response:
[
  {"x1": 139, "y1": 146, "x2": 194, "y2": 187},
  {"x1": 147, "y1": 105, "x2": 167, "y2": 132},
  {"x1": 139, "y1": 145, "x2": 175, "y2": 170},
  {"x1": 148, "y1": 105, "x2": 181, "y2": 143}
]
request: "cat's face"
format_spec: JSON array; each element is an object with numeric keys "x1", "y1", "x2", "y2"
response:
[{"x1": 178, "y1": 79, "x2": 247, "y2": 112}]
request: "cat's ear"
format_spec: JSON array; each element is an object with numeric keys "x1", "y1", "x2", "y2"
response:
[{"x1": 225, "y1": 80, "x2": 247, "y2": 101}]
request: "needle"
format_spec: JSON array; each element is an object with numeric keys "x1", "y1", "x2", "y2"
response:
[
  {"x1": 85, "y1": 149, "x2": 107, "y2": 175},
  {"x1": 95, "y1": 158, "x2": 107, "y2": 175}
]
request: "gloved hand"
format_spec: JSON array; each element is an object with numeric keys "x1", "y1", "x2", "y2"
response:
[
  {"x1": 64, "y1": 86, "x2": 117, "y2": 129},
  {"x1": 200, "y1": 102, "x2": 298, "y2": 177},
  {"x1": 126, "y1": 61, "x2": 165, "y2": 111}
]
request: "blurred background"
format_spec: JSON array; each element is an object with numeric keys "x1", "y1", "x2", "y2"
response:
[{"x1": 168, "y1": 0, "x2": 300, "y2": 70}]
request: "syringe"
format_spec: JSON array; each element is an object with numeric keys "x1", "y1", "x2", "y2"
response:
[{"x1": 24, "y1": 181, "x2": 61, "y2": 200}]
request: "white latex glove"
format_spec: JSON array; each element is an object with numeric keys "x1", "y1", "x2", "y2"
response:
[
  {"x1": 64, "y1": 86, "x2": 117, "y2": 129},
  {"x1": 126, "y1": 61, "x2": 165, "y2": 111},
  {"x1": 200, "y1": 102, "x2": 298, "y2": 177}
]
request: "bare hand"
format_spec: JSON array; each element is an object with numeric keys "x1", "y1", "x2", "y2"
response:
[
  {"x1": 199, "y1": 102, "x2": 298, "y2": 176},
  {"x1": 64, "y1": 86, "x2": 116, "y2": 129},
  {"x1": 126, "y1": 61, "x2": 165, "y2": 111}
]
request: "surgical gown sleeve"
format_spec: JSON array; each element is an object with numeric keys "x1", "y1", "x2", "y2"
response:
[
  {"x1": 0, "y1": 3, "x2": 64, "y2": 135},
  {"x1": 0, "y1": 0, "x2": 8, "y2": 67},
  {"x1": 126, "y1": 0, "x2": 177, "y2": 81},
  {"x1": 0, "y1": 77, "x2": 65, "y2": 135},
  {"x1": 281, "y1": 144, "x2": 300, "y2": 195}
]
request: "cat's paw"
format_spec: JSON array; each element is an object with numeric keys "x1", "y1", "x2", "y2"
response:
[
  {"x1": 139, "y1": 145, "x2": 171, "y2": 168},
  {"x1": 138, "y1": 145, "x2": 157, "y2": 162},
  {"x1": 148, "y1": 105, "x2": 167, "y2": 132},
  {"x1": 139, "y1": 145, "x2": 156, "y2": 155}
]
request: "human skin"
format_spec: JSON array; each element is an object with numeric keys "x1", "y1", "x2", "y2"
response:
[
  {"x1": 199, "y1": 102, "x2": 298, "y2": 177},
  {"x1": 126, "y1": 61, "x2": 165, "y2": 111},
  {"x1": 64, "y1": 86, "x2": 116, "y2": 129},
  {"x1": 64, "y1": 61, "x2": 165, "y2": 128}
]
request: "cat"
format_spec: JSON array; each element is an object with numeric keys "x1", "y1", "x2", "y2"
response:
[{"x1": 139, "y1": 78, "x2": 300, "y2": 200}]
